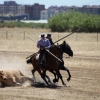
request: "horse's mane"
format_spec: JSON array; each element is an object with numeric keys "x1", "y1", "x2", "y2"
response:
[{"x1": 49, "y1": 44, "x2": 63, "y2": 57}]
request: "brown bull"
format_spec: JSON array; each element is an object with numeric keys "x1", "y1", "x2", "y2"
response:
[{"x1": 0, "y1": 70, "x2": 31, "y2": 87}]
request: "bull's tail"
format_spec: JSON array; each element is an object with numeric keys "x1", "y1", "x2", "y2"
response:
[{"x1": 19, "y1": 71, "x2": 25, "y2": 76}]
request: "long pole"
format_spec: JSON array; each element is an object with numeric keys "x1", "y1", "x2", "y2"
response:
[
  {"x1": 97, "y1": 32, "x2": 98, "y2": 42},
  {"x1": 54, "y1": 29, "x2": 79, "y2": 44},
  {"x1": 54, "y1": 31, "x2": 74, "y2": 43},
  {"x1": 29, "y1": 37, "x2": 62, "y2": 62}
]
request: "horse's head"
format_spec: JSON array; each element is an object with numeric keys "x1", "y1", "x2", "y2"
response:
[{"x1": 59, "y1": 41, "x2": 73, "y2": 57}]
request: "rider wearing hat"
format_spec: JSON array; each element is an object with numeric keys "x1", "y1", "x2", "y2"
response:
[
  {"x1": 46, "y1": 34, "x2": 54, "y2": 45},
  {"x1": 37, "y1": 33, "x2": 51, "y2": 67}
]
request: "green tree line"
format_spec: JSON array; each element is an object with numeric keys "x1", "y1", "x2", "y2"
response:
[
  {"x1": 48, "y1": 11, "x2": 100, "y2": 32},
  {"x1": 0, "y1": 11, "x2": 100, "y2": 32}
]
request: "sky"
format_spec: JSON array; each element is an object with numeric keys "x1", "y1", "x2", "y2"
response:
[{"x1": 0, "y1": 0, "x2": 100, "y2": 8}]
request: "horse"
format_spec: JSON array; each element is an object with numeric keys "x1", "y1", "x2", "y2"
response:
[
  {"x1": 48, "y1": 41, "x2": 73, "y2": 83},
  {"x1": 27, "y1": 44, "x2": 65, "y2": 86},
  {"x1": 26, "y1": 41, "x2": 73, "y2": 86}
]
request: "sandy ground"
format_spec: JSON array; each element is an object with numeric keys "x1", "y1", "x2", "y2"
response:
[
  {"x1": 0, "y1": 52, "x2": 100, "y2": 100},
  {"x1": 0, "y1": 28, "x2": 100, "y2": 100}
]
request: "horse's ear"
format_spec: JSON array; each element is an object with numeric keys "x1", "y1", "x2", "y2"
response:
[
  {"x1": 63, "y1": 41, "x2": 66, "y2": 44},
  {"x1": 63, "y1": 41, "x2": 68, "y2": 46}
]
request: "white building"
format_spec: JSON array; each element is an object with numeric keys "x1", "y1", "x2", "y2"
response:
[
  {"x1": 41, "y1": 9, "x2": 60, "y2": 20},
  {"x1": 40, "y1": 10, "x2": 48, "y2": 20}
]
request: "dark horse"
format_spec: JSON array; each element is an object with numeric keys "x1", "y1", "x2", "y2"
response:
[
  {"x1": 26, "y1": 41, "x2": 73, "y2": 86},
  {"x1": 49, "y1": 41, "x2": 73, "y2": 84}
]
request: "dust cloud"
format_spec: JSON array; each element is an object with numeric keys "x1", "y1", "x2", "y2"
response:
[
  {"x1": 0, "y1": 56, "x2": 32, "y2": 77},
  {"x1": 0, "y1": 54, "x2": 46, "y2": 86},
  {"x1": 0, "y1": 55, "x2": 35, "y2": 86}
]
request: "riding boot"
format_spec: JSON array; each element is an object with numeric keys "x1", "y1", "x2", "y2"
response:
[
  {"x1": 38, "y1": 63, "x2": 45, "y2": 70},
  {"x1": 38, "y1": 50, "x2": 45, "y2": 70},
  {"x1": 38, "y1": 63, "x2": 44, "y2": 70}
]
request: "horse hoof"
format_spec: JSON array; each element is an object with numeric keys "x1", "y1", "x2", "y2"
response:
[
  {"x1": 53, "y1": 79, "x2": 58, "y2": 83},
  {"x1": 67, "y1": 78, "x2": 70, "y2": 82},
  {"x1": 53, "y1": 79, "x2": 56, "y2": 83},
  {"x1": 56, "y1": 79, "x2": 58, "y2": 82},
  {"x1": 63, "y1": 83, "x2": 66, "y2": 86},
  {"x1": 53, "y1": 79, "x2": 59, "y2": 83}
]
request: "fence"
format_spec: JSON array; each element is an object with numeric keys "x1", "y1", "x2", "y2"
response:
[{"x1": 0, "y1": 29, "x2": 100, "y2": 42}]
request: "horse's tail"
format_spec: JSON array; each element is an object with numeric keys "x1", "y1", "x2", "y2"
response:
[
  {"x1": 26, "y1": 52, "x2": 39, "y2": 64},
  {"x1": 26, "y1": 53, "x2": 36, "y2": 64},
  {"x1": 26, "y1": 57, "x2": 32, "y2": 64}
]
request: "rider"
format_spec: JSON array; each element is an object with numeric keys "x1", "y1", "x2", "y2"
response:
[
  {"x1": 37, "y1": 33, "x2": 51, "y2": 68},
  {"x1": 46, "y1": 34, "x2": 54, "y2": 45}
]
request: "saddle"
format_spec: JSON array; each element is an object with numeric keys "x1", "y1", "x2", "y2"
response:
[{"x1": 36, "y1": 53, "x2": 47, "y2": 65}]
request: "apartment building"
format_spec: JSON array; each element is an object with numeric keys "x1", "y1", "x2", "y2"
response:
[
  {"x1": 0, "y1": 1, "x2": 100, "y2": 20},
  {"x1": 24, "y1": 3, "x2": 45, "y2": 20},
  {"x1": 40, "y1": 5, "x2": 100, "y2": 20},
  {"x1": 0, "y1": 1, "x2": 25, "y2": 16},
  {"x1": 17, "y1": 5, "x2": 25, "y2": 15},
  {"x1": 0, "y1": 1, "x2": 45, "y2": 20},
  {"x1": 77, "y1": 5, "x2": 100, "y2": 14},
  {"x1": 32, "y1": 3, "x2": 45, "y2": 20}
]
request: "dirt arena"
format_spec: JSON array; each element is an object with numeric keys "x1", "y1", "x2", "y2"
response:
[{"x1": 0, "y1": 28, "x2": 100, "y2": 100}]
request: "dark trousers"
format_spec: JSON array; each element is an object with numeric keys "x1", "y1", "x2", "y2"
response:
[{"x1": 38, "y1": 49, "x2": 45, "y2": 64}]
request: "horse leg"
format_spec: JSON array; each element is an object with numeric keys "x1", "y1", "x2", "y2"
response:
[
  {"x1": 57, "y1": 70, "x2": 66, "y2": 86},
  {"x1": 42, "y1": 70, "x2": 52, "y2": 84},
  {"x1": 31, "y1": 69, "x2": 36, "y2": 82},
  {"x1": 49, "y1": 70, "x2": 58, "y2": 83},
  {"x1": 60, "y1": 66, "x2": 71, "y2": 81},
  {"x1": 31, "y1": 69, "x2": 35, "y2": 76},
  {"x1": 40, "y1": 72, "x2": 50, "y2": 86},
  {"x1": 32, "y1": 68, "x2": 49, "y2": 85}
]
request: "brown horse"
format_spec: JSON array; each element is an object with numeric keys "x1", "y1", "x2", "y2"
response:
[
  {"x1": 26, "y1": 41, "x2": 73, "y2": 86},
  {"x1": 30, "y1": 45, "x2": 64, "y2": 85}
]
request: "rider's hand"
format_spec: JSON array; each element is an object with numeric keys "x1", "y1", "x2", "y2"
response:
[
  {"x1": 40, "y1": 47, "x2": 44, "y2": 50},
  {"x1": 40, "y1": 46, "x2": 45, "y2": 50}
]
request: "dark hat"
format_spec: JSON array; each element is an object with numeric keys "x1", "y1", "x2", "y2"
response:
[
  {"x1": 47, "y1": 34, "x2": 51, "y2": 37},
  {"x1": 41, "y1": 34, "x2": 45, "y2": 37}
]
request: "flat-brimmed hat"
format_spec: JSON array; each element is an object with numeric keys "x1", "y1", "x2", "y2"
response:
[{"x1": 39, "y1": 33, "x2": 45, "y2": 38}]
